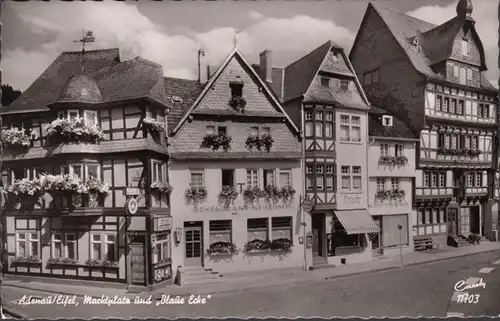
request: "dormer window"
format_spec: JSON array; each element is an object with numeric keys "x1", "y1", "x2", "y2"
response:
[
  {"x1": 320, "y1": 77, "x2": 330, "y2": 87},
  {"x1": 412, "y1": 38, "x2": 420, "y2": 53},
  {"x1": 461, "y1": 38, "x2": 468, "y2": 56},
  {"x1": 382, "y1": 115, "x2": 393, "y2": 127},
  {"x1": 230, "y1": 76, "x2": 244, "y2": 97},
  {"x1": 340, "y1": 80, "x2": 349, "y2": 90}
]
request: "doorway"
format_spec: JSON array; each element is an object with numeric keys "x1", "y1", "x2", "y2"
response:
[
  {"x1": 470, "y1": 206, "x2": 480, "y2": 235},
  {"x1": 459, "y1": 207, "x2": 471, "y2": 235},
  {"x1": 184, "y1": 222, "x2": 203, "y2": 267},
  {"x1": 447, "y1": 208, "x2": 458, "y2": 235},
  {"x1": 311, "y1": 215, "x2": 325, "y2": 257},
  {"x1": 129, "y1": 234, "x2": 146, "y2": 286}
]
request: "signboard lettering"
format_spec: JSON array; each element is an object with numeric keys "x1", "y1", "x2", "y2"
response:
[
  {"x1": 194, "y1": 203, "x2": 292, "y2": 213},
  {"x1": 157, "y1": 217, "x2": 172, "y2": 232},
  {"x1": 344, "y1": 195, "x2": 361, "y2": 205}
]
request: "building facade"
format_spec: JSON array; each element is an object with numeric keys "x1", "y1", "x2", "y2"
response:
[
  {"x1": 350, "y1": 0, "x2": 499, "y2": 248},
  {"x1": 367, "y1": 107, "x2": 418, "y2": 256},
  {"x1": 166, "y1": 49, "x2": 308, "y2": 284},
  {"x1": 0, "y1": 49, "x2": 173, "y2": 290},
  {"x1": 254, "y1": 41, "x2": 379, "y2": 267}
]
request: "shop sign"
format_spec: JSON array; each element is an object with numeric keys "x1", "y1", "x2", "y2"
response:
[
  {"x1": 194, "y1": 203, "x2": 292, "y2": 213},
  {"x1": 126, "y1": 197, "x2": 139, "y2": 215},
  {"x1": 155, "y1": 266, "x2": 172, "y2": 283},
  {"x1": 344, "y1": 195, "x2": 361, "y2": 205},
  {"x1": 126, "y1": 188, "x2": 140, "y2": 196},
  {"x1": 157, "y1": 217, "x2": 172, "y2": 232}
]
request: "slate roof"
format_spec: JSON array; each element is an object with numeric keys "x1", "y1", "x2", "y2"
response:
[
  {"x1": 56, "y1": 73, "x2": 102, "y2": 104},
  {"x1": 367, "y1": 2, "x2": 495, "y2": 91},
  {"x1": 251, "y1": 64, "x2": 284, "y2": 101},
  {"x1": 3, "y1": 49, "x2": 169, "y2": 115},
  {"x1": 163, "y1": 77, "x2": 204, "y2": 135},
  {"x1": 368, "y1": 105, "x2": 417, "y2": 140}
]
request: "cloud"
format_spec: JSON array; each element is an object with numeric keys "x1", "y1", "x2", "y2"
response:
[
  {"x1": 4, "y1": 1, "x2": 355, "y2": 91},
  {"x1": 407, "y1": 0, "x2": 499, "y2": 88}
]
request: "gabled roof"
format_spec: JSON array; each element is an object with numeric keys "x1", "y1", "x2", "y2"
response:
[
  {"x1": 368, "y1": 105, "x2": 418, "y2": 140},
  {"x1": 164, "y1": 77, "x2": 204, "y2": 134},
  {"x1": 358, "y1": 2, "x2": 494, "y2": 91},
  {"x1": 251, "y1": 64, "x2": 284, "y2": 102},
  {"x1": 3, "y1": 49, "x2": 169, "y2": 115},
  {"x1": 170, "y1": 48, "x2": 300, "y2": 136}
]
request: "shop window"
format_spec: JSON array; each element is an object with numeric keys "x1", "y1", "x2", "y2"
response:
[
  {"x1": 154, "y1": 234, "x2": 170, "y2": 263},
  {"x1": 189, "y1": 170, "x2": 204, "y2": 188},
  {"x1": 16, "y1": 232, "x2": 39, "y2": 258},
  {"x1": 271, "y1": 217, "x2": 292, "y2": 241},
  {"x1": 247, "y1": 218, "x2": 268, "y2": 242},
  {"x1": 209, "y1": 220, "x2": 232, "y2": 246},
  {"x1": 333, "y1": 216, "x2": 359, "y2": 247},
  {"x1": 381, "y1": 214, "x2": 409, "y2": 248}
]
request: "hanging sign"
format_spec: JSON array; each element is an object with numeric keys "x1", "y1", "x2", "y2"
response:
[
  {"x1": 157, "y1": 217, "x2": 172, "y2": 232},
  {"x1": 126, "y1": 197, "x2": 138, "y2": 215}
]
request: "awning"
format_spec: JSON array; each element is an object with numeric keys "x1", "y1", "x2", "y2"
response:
[{"x1": 334, "y1": 209, "x2": 380, "y2": 235}]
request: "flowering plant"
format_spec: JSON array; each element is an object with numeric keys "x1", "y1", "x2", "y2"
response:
[
  {"x1": 390, "y1": 188, "x2": 405, "y2": 200},
  {"x1": 245, "y1": 134, "x2": 274, "y2": 152},
  {"x1": 151, "y1": 181, "x2": 173, "y2": 194},
  {"x1": 264, "y1": 185, "x2": 281, "y2": 203},
  {"x1": 46, "y1": 117, "x2": 104, "y2": 144},
  {"x1": 142, "y1": 117, "x2": 165, "y2": 134},
  {"x1": 200, "y1": 133, "x2": 232, "y2": 151},
  {"x1": 243, "y1": 186, "x2": 267, "y2": 202},
  {"x1": 395, "y1": 156, "x2": 408, "y2": 166},
  {"x1": 85, "y1": 176, "x2": 110, "y2": 195},
  {"x1": 218, "y1": 185, "x2": 238, "y2": 208},
  {"x1": 244, "y1": 239, "x2": 272, "y2": 253},
  {"x1": 270, "y1": 238, "x2": 293, "y2": 252},
  {"x1": 228, "y1": 96, "x2": 247, "y2": 112},
  {"x1": 280, "y1": 185, "x2": 296, "y2": 202},
  {"x1": 185, "y1": 186, "x2": 208, "y2": 204},
  {"x1": 375, "y1": 190, "x2": 390, "y2": 200},
  {"x1": 378, "y1": 156, "x2": 394, "y2": 165},
  {"x1": 84, "y1": 259, "x2": 118, "y2": 267},
  {"x1": 206, "y1": 242, "x2": 238, "y2": 255},
  {"x1": 3, "y1": 178, "x2": 44, "y2": 196},
  {"x1": 1, "y1": 128, "x2": 37, "y2": 150},
  {"x1": 41, "y1": 174, "x2": 77, "y2": 193},
  {"x1": 47, "y1": 257, "x2": 78, "y2": 265},
  {"x1": 260, "y1": 134, "x2": 274, "y2": 152},
  {"x1": 13, "y1": 256, "x2": 41, "y2": 263}
]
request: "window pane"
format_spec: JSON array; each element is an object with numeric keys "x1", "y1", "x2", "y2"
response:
[
  {"x1": 30, "y1": 233, "x2": 38, "y2": 240},
  {"x1": 351, "y1": 127, "x2": 361, "y2": 141},
  {"x1": 279, "y1": 172, "x2": 290, "y2": 187},
  {"x1": 340, "y1": 125, "x2": 349, "y2": 140},
  {"x1": 342, "y1": 176, "x2": 350, "y2": 189},
  {"x1": 67, "y1": 243, "x2": 75, "y2": 259},
  {"x1": 93, "y1": 243, "x2": 101, "y2": 260},
  {"x1": 18, "y1": 242, "x2": 26, "y2": 257},
  {"x1": 325, "y1": 123, "x2": 333, "y2": 138},
  {"x1": 106, "y1": 244, "x2": 115, "y2": 261},
  {"x1": 106, "y1": 234, "x2": 116, "y2": 243},
  {"x1": 31, "y1": 241, "x2": 39, "y2": 256},
  {"x1": 162, "y1": 241, "x2": 169, "y2": 259},
  {"x1": 72, "y1": 165, "x2": 82, "y2": 179},
  {"x1": 305, "y1": 122, "x2": 313, "y2": 137},
  {"x1": 54, "y1": 242, "x2": 62, "y2": 258},
  {"x1": 92, "y1": 234, "x2": 101, "y2": 242},
  {"x1": 206, "y1": 126, "x2": 215, "y2": 135},
  {"x1": 85, "y1": 111, "x2": 96, "y2": 126},
  {"x1": 315, "y1": 123, "x2": 323, "y2": 137},
  {"x1": 87, "y1": 164, "x2": 99, "y2": 180},
  {"x1": 353, "y1": 177, "x2": 361, "y2": 189}
]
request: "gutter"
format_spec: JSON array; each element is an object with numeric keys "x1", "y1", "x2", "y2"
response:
[{"x1": 369, "y1": 135, "x2": 419, "y2": 142}]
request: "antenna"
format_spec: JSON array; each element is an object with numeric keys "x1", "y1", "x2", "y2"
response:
[{"x1": 73, "y1": 29, "x2": 95, "y2": 72}]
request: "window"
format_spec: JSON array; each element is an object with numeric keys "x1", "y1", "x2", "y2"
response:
[
  {"x1": 230, "y1": 82, "x2": 243, "y2": 97},
  {"x1": 221, "y1": 169, "x2": 235, "y2": 187},
  {"x1": 58, "y1": 111, "x2": 65, "y2": 119},
  {"x1": 376, "y1": 178, "x2": 386, "y2": 192},
  {"x1": 341, "y1": 166, "x2": 350, "y2": 190},
  {"x1": 325, "y1": 111, "x2": 333, "y2": 138},
  {"x1": 380, "y1": 144, "x2": 389, "y2": 157},
  {"x1": 382, "y1": 115, "x2": 393, "y2": 127},
  {"x1": 66, "y1": 233, "x2": 76, "y2": 259},
  {"x1": 418, "y1": 209, "x2": 425, "y2": 225},
  {"x1": 53, "y1": 233, "x2": 63, "y2": 258},
  {"x1": 458, "y1": 100, "x2": 464, "y2": 115},
  {"x1": 395, "y1": 144, "x2": 403, "y2": 157},
  {"x1": 53, "y1": 233, "x2": 76, "y2": 259},
  {"x1": 152, "y1": 161, "x2": 164, "y2": 183},
  {"x1": 16, "y1": 232, "x2": 39, "y2": 258},
  {"x1": 412, "y1": 38, "x2": 420, "y2": 52},
  {"x1": 467, "y1": 69, "x2": 472, "y2": 81},
  {"x1": 272, "y1": 217, "x2": 292, "y2": 241},
  {"x1": 423, "y1": 172, "x2": 430, "y2": 187},
  {"x1": 84, "y1": 110, "x2": 98, "y2": 126},
  {"x1": 443, "y1": 97, "x2": 449, "y2": 112},
  {"x1": 364, "y1": 73, "x2": 372, "y2": 85},
  {"x1": 475, "y1": 172, "x2": 483, "y2": 187},
  {"x1": 436, "y1": 96, "x2": 442, "y2": 111},
  {"x1": 426, "y1": 208, "x2": 432, "y2": 224},
  {"x1": 315, "y1": 111, "x2": 323, "y2": 137},
  {"x1": 155, "y1": 234, "x2": 170, "y2": 263},
  {"x1": 218, "y1": 126, "x2": 227, "y2": 135},
  {"x1": 320, "y1": 77, "x2": 330, "y2": 87},
  {"x1": 305, "y1": 111, "x2": 313, "y2": 137},
  {"x1": 478, "y1": 104, "x2": 489, "y2": 118},
  {"x1": 91, "y1": 233, "x2": 116, "y2": 261},
  {"x1": 461, "y1": 39, "x2": 468, "y2": 56},
  {"x1": 467, "y1": 172, "x2": 474, "y2": 187},
  {"x1": 263, "y1": 169, "x2": 275, "y2": 187},
  {"x1": 453, "y1": 65, "x2": 459, "y2": 78},
  {"x1": 333, "y1": 216, "x2": 359, "y2": 247},
  {"x1": 306, "y1": 176, "x2": 313, "y2": 190},
  {"x1": 246, "y1": 169, "x2": 259, "y2": 188},
  {"x1": 433, "y1": 208, "x2": 439, "y2": 224},
  {"x1": 450, "y1": 99, "x2": 456, "y2": 114},
  {"x1": 68, "y1": 110, "x2": 79, "y2": 120},
  {"x1": 247, "y1": 218, "x2": 268, "y2": 241},
  {"x1": 372, "y1": 69, "x2": 380, "y2": 83},
  {"x1": 340, "y1": 115, "x2": 350, "y2": 141},
  {"x1": 459, "y1": 68, "x2": 466, "y2": 85},
  {"x1": 316, "y1": 165, "x2": 324, "y2": 190},
  {"x1": 471, "y1": 136, "x2": 478, "y2": 150},
  {"x1": 62, "y1": 164, "x2": 83, "y2": 181},
  {"x1": 391, "y1": 178, "x2": 400, "y2": 190},
  {"x1": 440, "y1": 208, "x2": 447, "y2": 223},
  {"x1": 431, "y1": 172, "x2": 437, "y2": 187},
  {"x1": 190, "y1": 170, "x2": 204, "y2": 188},
  {"x1": 206, "y1": 125, "x2": 215, "y2": 135},
  {"x1": 279, "y1": 169, "x2": 291, "y2": 187},
  {"x1": 340, "y1": 80, "x2": 349, "y2": 90},
  {"x1": 341, "y1": 115, "x2": 361, "y2": 142},
  {"x1": 86, "y1": 164, "x2": 100, "y2": 180},
  {"x1": 352, "y1": 166, "x2": 361, "y2": 190},
  {"x1": 439, "y1": 172, "x2": 446, "y2": 187},
  {"x1": 209, "y1": 220, "x2": 232, "y2": 246},
  {"x1": 306, "y1": 165, "x2": 314, "y2": 174},
  {"x1": 381, "y1": 214, "x2": 409, "y2": 247}
]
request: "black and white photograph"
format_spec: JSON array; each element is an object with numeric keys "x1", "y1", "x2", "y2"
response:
[{"x1": 1, "y1": 0, "x2": 500, "y2": 318}]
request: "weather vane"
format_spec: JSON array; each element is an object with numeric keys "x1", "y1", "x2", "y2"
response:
[{"x1": 73, "y1": 29, "x2": 95, "y2": 72}]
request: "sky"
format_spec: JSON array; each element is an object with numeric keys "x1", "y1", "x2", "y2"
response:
[{"x1": 2, "y1": 0, "x2": 499, "y2": 92}]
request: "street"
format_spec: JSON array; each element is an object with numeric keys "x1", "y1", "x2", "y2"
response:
[{"x1": 3, "y1": 250, "x2": 500, "y2": 318}]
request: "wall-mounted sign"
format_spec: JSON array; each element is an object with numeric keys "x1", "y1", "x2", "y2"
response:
[
  {"x1": 126, "y1": 197, "x2": 138, "y2": 215},
  {"x1": 344, "y1": 195, "x2": 361, "y2": 205},
  {"x1": 327, "y1": 233, "x2": 334, "y2": 257},
  {"x1": 157, "y1": 217, "x2": 172, "y2": 232},
  {"x1": 155, "y1": 265, "x2": 172, "y2": 283},
  {"x1": 301, "y1": 199, "x2": 314, "y2": 213},
  {"x1": 194, "y1": 203, "x2": 292, "y2": 213},
  {"x1": 126, "y1": 188, "x2": 140, "y2": 196}
]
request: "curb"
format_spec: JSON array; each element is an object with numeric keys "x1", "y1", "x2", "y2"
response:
[
  {"x1": 5, "y1": 248, "x2": 500, "y2": 300},
  {"x1": 4, "y1": 305, "x2": 30, "y2": 319}
]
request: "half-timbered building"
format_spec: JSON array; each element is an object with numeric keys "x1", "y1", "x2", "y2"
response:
[
  {"x1": 167, "y1": 48, "x2": 306, "y2": 285},
  {"x1": 350, "y1": 0, "x2": 499, "y2": 248},
  {"x1": 0, "y1": 49, "x2": 173, "y2": 290},
  {"x1": 254, "y1": 42, "x2": 379, "y2": 267}
]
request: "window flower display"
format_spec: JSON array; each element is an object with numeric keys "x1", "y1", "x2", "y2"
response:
[
  {"x1": 142, "y1": 117, "x2": 165, "y2": 134},
  {"x1": 1, "y1": 128, "x2": 37, "y2": 150},
  {"x1": 45, "y1": 118, "x2": 104, "y2": 144}
]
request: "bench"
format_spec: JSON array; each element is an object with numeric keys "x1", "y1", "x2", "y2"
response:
[{"x1": 414, "y1": 237, "x2": 437, "y2": 252}]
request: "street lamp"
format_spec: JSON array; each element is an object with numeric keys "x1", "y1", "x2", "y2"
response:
[{"x1": 398, "y1": 224, "x2": 404, "y2": 269}]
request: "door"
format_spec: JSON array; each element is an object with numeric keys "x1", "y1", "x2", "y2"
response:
[
  {"x1": 184, "y1": 226, "x2": 203, "y2": 266},
  {"x1": 470, "y1": 206, "x2": 480, "y2": 234},
  {"x1": 460, "y1": 207, "x2": 471, "y2": 235},
  {"x1": 311, "y1": 215, "x2": 323, "y2": 257},
  {"x1": 130, "y1": 236, "x2": 146, "y2": 286},
  {"x1": 447, "y1": 208, "x2": 458, "y2": 235}
]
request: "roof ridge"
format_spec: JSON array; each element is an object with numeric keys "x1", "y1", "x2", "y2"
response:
[
  {"x1": 284, "y1": 40, "x2": 331, "y2": 69},
  {"x1": 370, "y1": 1, "x2": 437, "y2": 28},
  {"x1": 164, "y1": 76, "x2": 199, "y2": 82},
  {"x1": 62, "y1": 48, "x2": 119, "y2": 55}
]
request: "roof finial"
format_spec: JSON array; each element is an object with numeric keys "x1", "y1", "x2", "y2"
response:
[
  {"x1": 456, "y1": 0, "x2": 473, "y2": 19},
  {"x1": 233, "y1": 29, "x2": 240, "y2": 49},
  {"x1": 73, "y1": 29, "x2": 95, "y2": 72}
]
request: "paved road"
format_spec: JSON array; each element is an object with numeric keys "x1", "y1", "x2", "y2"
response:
[
  {"x1": 447, "y1": 256, "x2": 500, "y2": 317},
  {"x1": 4, "y1": 250, "x2": 500, "y2": 318}
]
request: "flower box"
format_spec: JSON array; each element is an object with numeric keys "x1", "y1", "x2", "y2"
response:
[
  {"x1": 378, "y1": 156, "x2": 394, "y2": 165},
  {"x1": 47, "y1": 257, "x2": 79, "y2": 266},
  {"x1": 1, "y1": 128, "x2": 37, "y2": 151},
  {"x1": 142, "y1": 117, "x2": 165, "y2": 134},
  {"x1": 245, "y1": 134, "x2": 274, "y2": 152},
  {"x1": 185, "y1": 186, "x2": 208, "y2": 204},
  {"x1": 12, "y1": 256, "x2": 41, "y2": 265},
  {"x1": 280, "y1": 185, "x2": 296, "y2": 202},
  {"x1": 200, "y1": 133, "x2": 232, "y2": 151},
  {"x1": 46, "y1": 118, "x2": 104, "y2": 144},
  {"x1": 228, "y1": 96, "x2": 247, "y2": 112},
  {"x1": 243, "y1": 186, "x2": 267, "y2": 203},
  {"x1": 207, "y1": 242, "x2": 238, "y2": 256},
  {"x1": 375, "y1": 190, "x2": 390, "y2": 200},
  {"x1": 264, "y1": 185, "x2": 281, "y2": 203},
  {"x1": 218, "y1": 186, "x2": 238, "y2": 208},
  {"x1": 390, "y1": 189, "x2": 405, "y2": 200},
  {"x1": 0, "y1": 178, "x2": 44, "y2": 210},
  {"x1": 84, "y1": 259, "x2": 118, "y2": 268},
  {"x1": 394, "y1": 156, "x2": 408, "y2": 166},
  {"x1": 244, "y1": 239, "x2": 272, "y2": 253},
  {"x1": 270, "y1": 238, "x2": 293, "y2": 252},
  {"x1": 151, "y1": 182, "x2": 173, "y2": 194}
]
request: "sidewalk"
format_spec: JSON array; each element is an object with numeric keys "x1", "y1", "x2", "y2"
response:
[{"x1": 3, "y1": 242, "x2": 500, "y2": 300}]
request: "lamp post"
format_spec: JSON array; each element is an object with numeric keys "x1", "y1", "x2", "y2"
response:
[{"x1": 398, "y1": 224, "x2": 404, "y2": 269}]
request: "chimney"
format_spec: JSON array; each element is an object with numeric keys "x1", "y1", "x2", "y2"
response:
[{"x1": 259, "y1": 50, "x2": 273, "y2": 83}]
